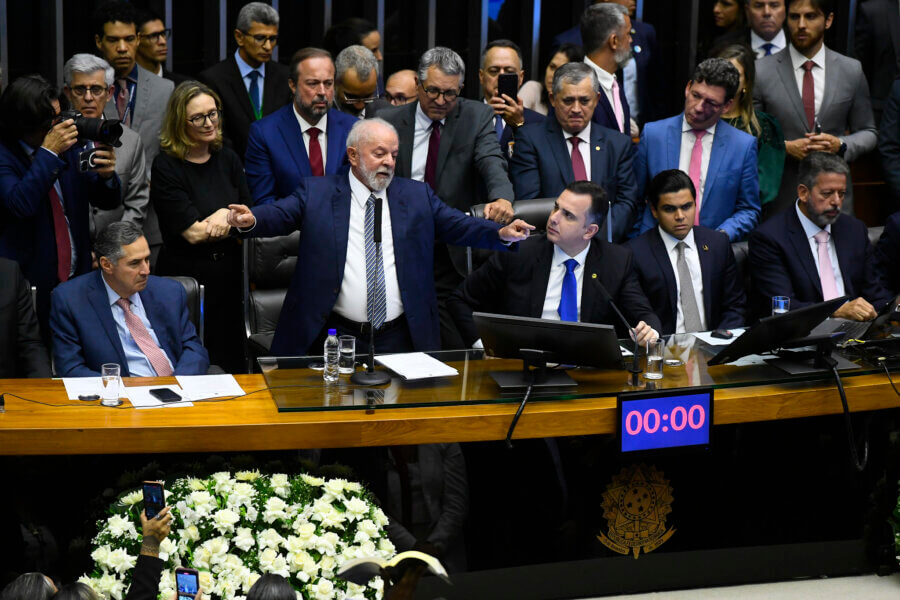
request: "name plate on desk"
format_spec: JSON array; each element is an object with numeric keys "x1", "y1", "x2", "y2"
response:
[{"x1": 617, "y1": 388, "x2": 713, "y2": 453}]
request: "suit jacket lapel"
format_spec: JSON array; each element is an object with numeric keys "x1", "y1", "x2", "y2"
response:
[
  {"x1": 694, "y1": 229, "x2": 715, "y2": 325},
  {"x1": 140, "y1": 282, "x2": 177, "y2": 365},
  {"x1": 819, "y1": 49, "x2": 838, "y2": 119},
  {"x1": 277, "y1": 107, "x2": 311, "y2": 177},
  {"x1": 546, "y1": 118, "x2": 575, "y2": 183},
  {"x1": 88, "y1": 271, "x2": 129, "y2": 372},
  {"x1": 333, "y1": 176, "x2": 353, "y2": 285},
  {"x1": 595, "y1": 92, "x2": 616, "y2": 127},
  {"x1": 666, "y1": 117, "x2": 682, "y2": 170},
  {"x1": 787, "y1": 209, "x2": 823, "y2": 297},
  {"x1": 831, "y1": 216, "x2": 855, "y2": 297},
  {"x1": 325, "y1": 111, "x2": 345, "y2": 173},
  {"x1": 228, "y1": 56, "x2": 256, "y2": 121},
  {"x1": 133, "y1": 66, "x2": 152, "y2": 128},
  {"x1": 386, "y1": 182, "x2": 407, "y2": 281},
  {"x1": 436, "y1": 102, "x2": 460, "y2": 181},
  {"x1": 703, "y1": 124, "x2": 728, "y2": 207},
  {"x1": 396, "y1": 103, "x2": 416, "y2": 177},
  {"x1": 262, "y1": 65, "x2": 283, "y2": 114},
  {"x1": 776, "y1": 50, "x2": 810, "y2": 131},
  {"x1": 530, "y1": 242, "x2": 554, "y2": 317},
  {"x1": 649, "y1": 229, "x2": 678, "y2": 326},
  {"x1": 580, "y1": 240, "x2": 604, "y2": 319},
  {"x1": 589, "y1": 125, "x2": 605, "y2": 182}
]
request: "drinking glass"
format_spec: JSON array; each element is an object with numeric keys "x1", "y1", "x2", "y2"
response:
[
  {"x1": 772, "y1": 296, "x2": 790, "y2": 316},
  {"x1": 338, "y1": 335, "x2": 356, "y2": 374},
  {"x1": 644, "y1": 339, "x2": 664, "y2": 380},
  {"x1": 101, "y1": 363, "x2": 122, "y2": 407}
]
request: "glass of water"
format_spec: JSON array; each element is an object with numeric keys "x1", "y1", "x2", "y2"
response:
[
  {"x1": 644, "y1": 339, "x2": 665, "y2": 380},
  {"x1": 772, "y1": 296, "x2": 790, "y2": 316},
  {"x1": 101, "y1": 363, "x2": 122, "y2": 407},
  {"x1": 338, "y1": 335, "x2": 356, "y2": 374}
]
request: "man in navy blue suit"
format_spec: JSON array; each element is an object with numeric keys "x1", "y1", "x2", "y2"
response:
[
  {"x1": 477, "y1": 39, "x2": 544, "y2": 157},
  {"x1": 553, "y1": 1, "x2": 659, "y2": 126},
  {"x1": 245, "y1": 47, "x2": 357, "y2": 205},
  {"x1": 635, "y1": 58, "x2": 759, "y2": 242},
  {"x1": 749, "y1": 153, "x2": 892, "y2": 320},
  {"x1": 626, "y1": 170, "x2": 745, "y2": 335},
  {"x1": 0, "y1": 74, "x2": 120, "y2": 339},
  {"x1": 227, "y1": 118, "x2": 534, "y2": 355},
  {"x1": 509, "y1": 62, "x2": 637, "y2": 243},
  {"x1": 50, "y1": 222, "x2": 209, "y2": 377},
  {"x1": 581, "y1": 3, "x2": 634, "y2": 137}
]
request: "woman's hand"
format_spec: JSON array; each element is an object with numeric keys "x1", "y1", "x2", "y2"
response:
[{"x1": 203, "y1": 208, "x2": 232, "y2": 239}]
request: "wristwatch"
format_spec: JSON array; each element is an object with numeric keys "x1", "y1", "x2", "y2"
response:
[{"x1": 837, "y1": 140, "x2": 847, "y2": 157}]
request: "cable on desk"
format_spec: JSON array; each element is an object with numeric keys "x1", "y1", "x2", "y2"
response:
[
  {"x1": 830, "y1": 363, "x2": 868, "y2": 472},
  {"x1": 882, "y1": 361, "x2": 900, "y2": 398},
  {"x1": 505, "y1": 371, "x2": 534, "y2": 449}
]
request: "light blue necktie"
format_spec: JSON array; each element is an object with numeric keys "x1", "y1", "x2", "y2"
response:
[
  {"x1": 365, "y1": 194, "x2": 387, "y2": 329},
  {"x1": 247, "y1": 71, "x2": 262, "y2": 119},
  {"x1": 558, "y1": 258, "x2": 578, "y2": 322},
  {"x1": 761, "y1": 43, "x2": 775, "y2": 56}
]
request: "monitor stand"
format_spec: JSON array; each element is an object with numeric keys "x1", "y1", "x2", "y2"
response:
[
  {"x1": 766, "y1": 336, "x2": 857, "y2": 375},
  {"x1": 489, "y1": 348, "x2": 577, "y2": 393}
]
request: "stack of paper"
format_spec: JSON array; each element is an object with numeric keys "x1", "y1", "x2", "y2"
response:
[{"x1": 375, "y1": 353, "x2": 458, "y2": 380}]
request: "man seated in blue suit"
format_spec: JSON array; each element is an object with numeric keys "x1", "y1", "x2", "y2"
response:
[
  {"x1": 510, "y1": 62, "x2": 637, "y2": 243},
  {"x1": 245, "y1": 47, "x2": 357, "y2": 205},
  {"x1": 635, "y1": 58, "x2": 760, "y2": 242},
  {"x1": 51, "y1": 222, "x2": 209, "y2": 376},
  {"x1": 626, "y1": 170, "x2": 746, "y2": 335},
  {"x1": 227, "y1": 118, "x2": 534, "y2": 355},
  {"x1": 748, "y1": 153, "x2": 892, "y2": 320},
  {"x1": 581, "y1": 3, "x2": 634, "y2": 136},
  {"x1": 477, "y1": 39, "x2": 544, "y2": 157}
]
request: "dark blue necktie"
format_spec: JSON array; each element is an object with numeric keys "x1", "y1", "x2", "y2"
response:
[
  {"x1": 558, "y1": 258, "x2": 578, "y2": 322},
  {"x1": 495, "y1": 115, "x2": 504, "y2": 141},
  {"x1": 248, "y1": 71, "x2": 262, "y2": 119},
  {"x1": 761, "y1": 43, "x2": 775, "y2": 56}
]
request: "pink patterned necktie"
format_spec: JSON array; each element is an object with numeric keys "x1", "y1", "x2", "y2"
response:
[
  {"x1": 689, "y1": 129, "x2": 707, "y2": 226},
  {"x1": 115, "y1": 298, "x2": 174, "y2": 376},
  {"x1": 814, "y1": 230, "x2": 839, "y2": 300},
  {"x1": 569, "y1": 137, "x2": 587, "y2": 181},
  {"x1": 610, "y1": 76, "x2": 625, "y2": 133}
]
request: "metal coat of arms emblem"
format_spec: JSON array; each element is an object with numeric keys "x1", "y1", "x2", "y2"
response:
[{"x1": 597, "y1": 463, "x2": 675, "y2": 558}]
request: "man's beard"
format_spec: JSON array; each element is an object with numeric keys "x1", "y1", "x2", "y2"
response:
[
  {"x1": 615, "y1": 45, "x2": 633, "y2": 68},
  {"x1": 359, "y1": 162, "x2": 394, "y2": 191},
  {"x1": 300, "y1": 94, "x2": 329, "y2": 119}
]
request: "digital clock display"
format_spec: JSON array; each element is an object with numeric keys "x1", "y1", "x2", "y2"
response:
[{"x1": 618, "y1": 388, "x2": 713, "y2": 453}]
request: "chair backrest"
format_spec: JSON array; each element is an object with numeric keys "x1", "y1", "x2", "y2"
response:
[
  {"x1": 164, "y1": 276, "x2": 204, "y2": 343},
  {"x1": 469, "y1": 198, "x2": 556, "y2": 233}
]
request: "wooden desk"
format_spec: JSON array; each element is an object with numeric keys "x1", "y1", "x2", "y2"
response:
[{"x1": 1, "y1": 363, "x2": 899, "y2": 455}]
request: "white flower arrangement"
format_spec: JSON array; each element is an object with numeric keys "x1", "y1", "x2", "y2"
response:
[{"x1": 81, "y1": 472, "x2": 394, "y2": 600}]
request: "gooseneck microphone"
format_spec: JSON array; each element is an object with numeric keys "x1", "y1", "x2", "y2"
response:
[
  {"x1": 593, "y1": 280, "x2": 643, "y2": 385},
  {"x1": 373, "y1": 197, "x2": 382, "y2": 243}
]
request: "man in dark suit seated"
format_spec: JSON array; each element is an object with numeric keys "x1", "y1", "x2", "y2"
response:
[
  {"x1": 0, "y1": 258, "x2": 51, "y2": 378},
  {"x1": 748, "y1": 153, "x2": 892, "y2": 320},
  {"x1": 198, "y1": 2, "x2": 290, "y2": 161},
  {"x1": 509, "y1": 62, "x2": 637, "y2": 243},
  {"x1": 245, "y1": 48, "x2": 357, "y2": 205},
  {"x1": 227, "y1": 119, "x2": 534, "y2": 356},
  {"x1": 449, "y1": 181, "x2": 660, "y2": 347},
  {"x1": 50, "y1": 222, "x2": 209, "y2": 377},
  {"x1": 626, "y1": 170, "x2": 746, "y2": 335},
  {"x1": 477, "y1": 39, "x2": 544, "y2": 157},
  {"x1": 874, "y1": 211, "x2": 900, "y2": 297}
]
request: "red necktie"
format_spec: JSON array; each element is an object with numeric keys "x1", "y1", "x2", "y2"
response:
[
  {"x1": 424, "y1": 120, "x2": 441, "y2": 189},
  {"x1": 569, "y1": 137, "x2": 587, "y2": 181},
  {"x1": 49, "y1": 185, "x2": 71, "y2": 282},
  {"x1": 308, "y1": 126, "x2": 324, "y2": 176},
  {"x1": 115, "y1": 298, "x2": 174, "y2": 376},
  {"x1": 802, "y1": 60, "x2": 816, "y2": 132}
]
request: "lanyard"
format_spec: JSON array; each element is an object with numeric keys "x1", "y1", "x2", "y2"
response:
[{"x1": 118, "y1": 79, "x2": 137, "y2": 124}]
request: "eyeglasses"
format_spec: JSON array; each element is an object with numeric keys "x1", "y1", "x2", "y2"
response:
[
  {"x1": 142, "y1": 28, "x2": 171, "y2": 42},
  {"x1": 69, "y1": 85, "x2": 107, "y2": 97},
  {"x1": 241, "y1": 31, "x2": 279, "y2": 44},
  {"x1": 420, "y1": 82, "x2": 460, "y2": 101},
  {"x1": 483, "y1": 66, "x2": 519, "y2": 77},
  {"x1": 342, "y1": 92, "x2": 379, "y2": 105},
  {"x1": 187, "y1": 109, "x2": 220, "y2": 127},
  {"x1": 384, "y1": 91, "x2": 411, "y2": 105}
]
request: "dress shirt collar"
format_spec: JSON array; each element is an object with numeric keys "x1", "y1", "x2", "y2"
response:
[
  {"x1": 293, "y1": 104, "x2": 328, "y2": 134},
  {"x1": 584, "y1": 56, "x2": 615, "y2": 92},
  {"x1": 658, "y1": 225, "x2": 697, "y2": 255},
  {"x1": 795, "y1": 200, "x2": 832, "y2": 239},
  {"x1": 415, "y1": 102, "x2": 445, "y2": 131},
  {"x1": 349, "y1": 169, "x2": 387, "y2": 208},
  {"x1": 789, "y1": 42, "x2": 826, "y2": 71},
  {"x1": 751, "y1": 28, "x2": 786, "y2": 53},
  {"x1": 101, "y1": 273, "x2": 142, "y2": 311},
  {"x1": 564, "y1": 121, "x2": 591, "y2": 146},
  {"x1": 552, "y1": 240, "x2": 591, "y2": 265},
  {"x1": 234, "y1": 48, "x2": 266, "y2": 80},
  {"x1": 681, "y1": 115, "x2": 717, "y2": 137}
]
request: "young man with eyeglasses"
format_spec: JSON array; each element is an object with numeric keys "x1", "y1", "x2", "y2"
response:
[
  {"x1": 198, "y1": 1, "x2": 290, "y2": 162},
  {"x1": 135, "y1": 8, "x2": 190, "y2": 86}
]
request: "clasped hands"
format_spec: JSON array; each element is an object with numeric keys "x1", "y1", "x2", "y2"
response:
[
  {"x1": 785, "y1": 132, "x2": 842, "y2": 160},
  {"x1": 203, "y1": 208, "x2": 232, "y2": 239}
]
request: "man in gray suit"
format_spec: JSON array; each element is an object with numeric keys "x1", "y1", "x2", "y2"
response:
[
  {"x1": 373, "y1": 46, "x2": 515, "y2": 348},
  {"x1": 93, "y1": 1, "x2": 172, "y2": 266},
  {"x1": 63, "y1": 54, "x2": 148, "y2": 245},
  {"x1": 753, "y1": 0, "x2": 877, "y2": 217}
]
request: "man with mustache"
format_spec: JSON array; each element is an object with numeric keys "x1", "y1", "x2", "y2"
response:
[
  {"x1": 228, "y1": 118, "x2": 534, "y2": 355},
  {"x1": 245, "y1": 47, "x2": 357, "y2": 205},
  {"x1": 748, "y1": 153, "x2": 892, "y2": 321}
]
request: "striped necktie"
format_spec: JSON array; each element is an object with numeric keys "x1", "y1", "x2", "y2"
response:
[{"x1": 365, "y1": 194, "x2": 387, "y2": 329}]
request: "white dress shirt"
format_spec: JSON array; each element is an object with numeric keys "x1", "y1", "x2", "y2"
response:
[
  {"x1": 332, "y1": 171, "x2": 404, "y2": 322},
  {"x1": 411, "y1": 103, "x2": 444, "y2": 182},
  {"x1": 563, "y1": 122, "x2": 592, "y2": 179},
  {"x1": 795, "y1": 201, "x2": 846, "y2": 297},
  {"x1": 789, "y1": 43, "x2": 826, "y2": 118},
  {"x1": 751, "y1": 29, "x2": 787, "y2": 58},
  {"x1": 584, "y1": 57, "x2": 624, "y2": 133},
  {"x1": 678, "y1": 118, "x2": 716, "y2": 209},
  {"x1": 541, "y1": 243, "x2": 592, "y2": 320},
  {"x1": 659, "y1": 227, "x2": 707, "y2": 333},
  {"x1": 292, "y1": 106, "x2": 328, "y2": 171},
  {"x1": 102, "y1": 275, "x2": 173, "y2": 377}
]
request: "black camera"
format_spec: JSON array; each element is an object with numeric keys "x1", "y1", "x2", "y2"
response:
[{"x1": 58, "y1": 110, "x2": 123, "y2": 148}]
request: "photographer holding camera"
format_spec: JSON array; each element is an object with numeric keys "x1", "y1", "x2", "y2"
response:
[{"x1": 0, "y1": 74, "x2": 120, "y2": 340}]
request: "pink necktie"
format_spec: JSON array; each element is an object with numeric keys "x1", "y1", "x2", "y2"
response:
[
  {"x1": 569, "y1": 137, "x2": 587, "y2": 181},
  {"x1": 689, "y1": 129, "x2": 706, "y2": 226},
  {"x1": 115, "y1": 298, "x2": 174, "y2": 376},
  {"x1": 814, "y1": 230, "x2": 839, "y2": 300},
  {"x1": 610, "y1": 77, "x2": 625, "y2": 133}
]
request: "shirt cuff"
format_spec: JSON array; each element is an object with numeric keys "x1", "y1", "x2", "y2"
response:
[
  {"x1": 237, "y1": 219, "x2": 257, "y2": 233},
  {"x1": 38, "y1": 146, "x2": 58, "y2": 158}
]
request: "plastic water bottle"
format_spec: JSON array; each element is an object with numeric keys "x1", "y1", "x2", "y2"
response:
[{"x1": 323, "y1": 329, "x2": 340, "y2": 383}]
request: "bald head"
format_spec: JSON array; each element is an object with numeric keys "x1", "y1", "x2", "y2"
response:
[{"x1": 384, "y1": 69, "x2": 417, "y2": 105}]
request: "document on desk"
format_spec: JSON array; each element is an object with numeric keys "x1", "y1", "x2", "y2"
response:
[
  {"x1": 175, "y1": 375, "x2": 245, "y2": 400},
  {"x1": 375, "y1": 353, "x2": 459, "y2": 380},
  {"x1": 125, "y1": 385, "x2": 194, "y2": 409},
  {"x1": 693, "y1": 328, "x2": 747, "y2": 346},
  {"x1": 62, "y1": 377, "x2": 130, "y2": 401}
]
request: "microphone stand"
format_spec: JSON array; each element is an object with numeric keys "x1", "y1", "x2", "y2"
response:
[
  {"x1": 595, "y1": 280, "x2": 643, "y2": 385},
  {"x1": 351, "y1": 197, "x2": 390, "y2": 386}
]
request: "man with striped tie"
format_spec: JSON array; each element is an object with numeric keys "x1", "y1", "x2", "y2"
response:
[{"x1": 50, "y1": 222, "x2": 209, "y2": 377}]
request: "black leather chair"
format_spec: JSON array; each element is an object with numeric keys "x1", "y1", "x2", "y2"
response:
[
  {"x1": 164, "y1": 276, "x2": 204, "y2": 344},
  {"x1": 466, "y1": 198, "x2": 556, "y2": 272},
  {"x1": 242, "y1": 232, "x2": 299, "y2": 371}
]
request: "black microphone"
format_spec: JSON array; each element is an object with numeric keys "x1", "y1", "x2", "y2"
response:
[
  {"x1": 593, "y1": 279, "x2": 644, "y2": 383},
  {"x1": 373, "y1": 197, "x2": 382, "y2": 244}
]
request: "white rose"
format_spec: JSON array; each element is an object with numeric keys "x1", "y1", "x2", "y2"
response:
[
  {"x1": 118, "y1": 490, "x2": 143, "y2": 507},
  {"x1": 246, "y1": 506, "x2": 259, "y2": 522},
  {"x1": 359, "y1": 540, "x2": 376, "y2": 557},
  {"x1": 340, "y1": 546, "x2": 359, "y2": 562},
  {"x1": 345, "y1": 582, "x2": 367, "y2": 600},
  {"x1": 106, "y1": 548, "x2": 136, "y2": 574},
  {"x1": 158, "y1": 537, "x2": 177, "y2": 562},
  {"x1": 228, "y1": 482, "x2": 256, "y2": 508},
  {"x1": 357, "y1": 519, "x2": 378, "y2": 538},
  {"x1": 203, "y1": 536, "x2": 230, "y2": 561},
  {"x1": 270, "y1": 473, "x2": 291, "y2": 498},
  {"x1": 344, "y1": 497, "x2": 369, "y2": 521},
  {"x1": 224, "y1": 553, "x2": 244, "y2": 570},
  {"x1": 284, "y1": 535, "x2": 304, "y2": 554},
  {"x1": 235, "y1": 469, "x2": 261, "y2": 481},
  {"x1": 187, "y1": 477, "x2": 207, "y2": 491},
  {"x1": 233, "y1": 527, "x2": 256, "y2": 552},
  {"x1": 373, "y1": 508, "x2": 389, "y2": 527},
  {"x1": 213, "y1": 508, "x2": 240, "y2": 534},
  {"x1": 377, "y1": 537, "x2": 395, "y2": 557},
  {"x1": 95, "y1": 572, "x2": 125, "y2": 600},
  {"x1": 294, "y1": 520, "x2": 317, "y2": 539},
  {"x1": 106, "y1": 514, "x2": 138, "y2": 539},
  {"x1": 353, "y1": 530, "x2": 370, "y2": 544},
  {"x1": 319, "y1": 555, "x2": 336, "y2": 578},
  {"x1": 323, "y1": 478, "x2": 347, "y2": 498},
  {"x1": 198, "y1": 570, "x2": 215, "y2": 591},
  {"x1": 311, "y1": 578, "x2": 335, "y2": 600},
  {"x1": 259, "y1": 547, "x2": 278, "y2": 572},
  {"x1": 301, "y1": 474, "x2": 325, "y2": 487},
  {"x1": 193, "y1": 547, "x2": 212, "y2": 570},
  {"x1": 258, "y1": 528, "x2": 285, "y2": 550},
  {"x1": 243, "y1": 571, "x2": 261, "y2": 592},
  {"x1": 315, "y1": 532, "x2": 339, "y2": 556},
  {"x1": 368, "y1": 576, "x2": 384, "y2": 592},
  {"x1": 184, "y1": 524, "x2": 201, "y2": 541},
  {"x1": 90, "y1": 545, "x2": 111, "y2": 568},
  {"x1": 263, "y1": 496, "x2": 288, "y2": 523},
  {"x1": 344, "y1": 481, "x2": 362, "y2": 493}
]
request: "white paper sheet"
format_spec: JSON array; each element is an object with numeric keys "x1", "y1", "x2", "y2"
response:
[
  {"x1": 62, "y1": 377, "x2": 130, "y2": 401},
  {"x1": 620, "y1": 345, "x2": 634, "y2": 357},
  {"x1": 375, "y1": 352, "x2": 459, "y2": 380},
  {"x1": 729, "y1": 354, "x2": 768, "y2": 367},
  {"x1": 175, "y1": 374, "x2": 245, "y2": 400},
  {"x1": 692, "y1": 328, "x2": 747, "y2": 346},
  {"x1": 124, "y1": 385, "x2": 194, "y2": 409}
]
